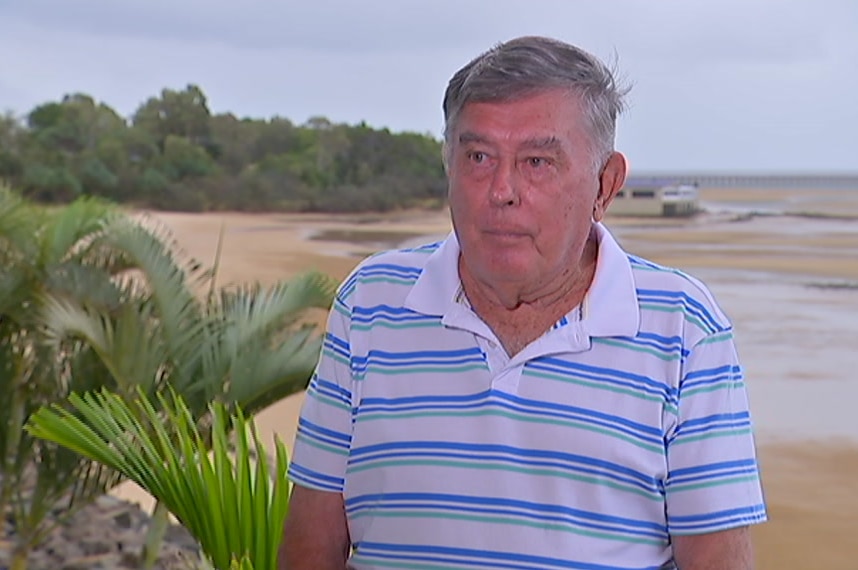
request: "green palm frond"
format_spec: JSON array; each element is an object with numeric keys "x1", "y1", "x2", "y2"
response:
[
  {"x1": 0, "y1": 189, "x2": 41, "y2": 320},
  {"x1": 40, "y1": 295, "x2": 168, "y2": 395},
  {"x1": 215, "y1": 271, "x2": 335, "y2": 341},
  {"x1": 40, "y1": 196, "x2": 118, "y2": 266},
  {"x1": 230, "y1": 556, "x2": 255, "y2": 570},
  {"x1": 0, "y1": 185, "x2": 42, "y2": 261},
  {"x1": 199, "y1": 271, "x2": 334, "y2": 411},
  {"x1": 0, "y1": 336, "x2": 26, "y2": 469},
  {"x1": 0, "y1": 270, "x2": 34, "y2": 322},
  {"x1": 223, "y1": 325, "x2": 323, "y2": 415},
  {"x1": 26, "y1": 388, "x2": 289, "y2": 570},
  {"x1": 41, "y1": 261, "x2": 126, "y2": 311},
  {"x1": 97, "y1": 219, "x2": 209, "y2": 388}
]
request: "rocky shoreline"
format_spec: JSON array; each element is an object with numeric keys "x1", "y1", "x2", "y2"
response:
[{"x1": 1, "y1": 495, "x2": 201, "y2": 570}]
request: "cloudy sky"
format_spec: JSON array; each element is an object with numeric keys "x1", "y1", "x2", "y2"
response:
[{"x1": 2, "y1": 0, "x2": 856, "y2": 173}]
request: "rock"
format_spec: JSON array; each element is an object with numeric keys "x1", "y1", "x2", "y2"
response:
[
  {"x1": 113, "y1": 511, "x2": 133, "y2": 530},
  {"x1": 0, "y1": 496, "x2": 201, "y2": 569},
  {"x1": 62, "y1": 553, "x2": 122, "y2": 570}
]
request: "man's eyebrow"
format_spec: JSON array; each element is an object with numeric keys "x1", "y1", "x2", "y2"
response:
[
  {"x1": 457, "y1": 133, "x2": 563, "y2": 152},
  {"x1": 520, "y1": 136, "x2": 563, "y2": 152},
  {"x1": 457, "y1": 132, "x2": 488, "y2": 145}
]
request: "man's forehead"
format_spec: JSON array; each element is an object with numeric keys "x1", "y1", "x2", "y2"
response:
[
  {"x1": 458, "y1": 89, "x2": 585, "y2": 115},
  {"x1": 452, "y1": 92, "x2": 587, "y2": 147}
]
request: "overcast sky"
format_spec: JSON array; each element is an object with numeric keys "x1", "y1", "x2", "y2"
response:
[{"x1": 2, "y1": 0, "x2": 856, "y2": 173}]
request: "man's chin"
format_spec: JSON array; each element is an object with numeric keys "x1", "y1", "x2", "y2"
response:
[{"x1": 483, "y1": 232, "x2": 531, "y2": 245}]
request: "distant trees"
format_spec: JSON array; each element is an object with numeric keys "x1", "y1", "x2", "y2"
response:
[{"x1": 1, "y1": 85, "x2": 448, "y2": 213}]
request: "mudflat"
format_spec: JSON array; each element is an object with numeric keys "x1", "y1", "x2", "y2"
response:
[{"x1": 118, "y1": 186, "x2": 858, "y2": 569}]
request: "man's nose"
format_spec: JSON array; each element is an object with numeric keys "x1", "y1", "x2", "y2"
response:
[{"x1": 488, "y1": 160, "x2": 520, "y2": 207}]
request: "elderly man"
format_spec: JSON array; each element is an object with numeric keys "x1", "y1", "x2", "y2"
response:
[{"x1": 280, "y1": 36, "x2": 767, "y2": 570}]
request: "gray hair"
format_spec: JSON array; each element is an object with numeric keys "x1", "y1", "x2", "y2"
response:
[{"x1": 442, "y1": 36, "x2": 630, "y2": 170}]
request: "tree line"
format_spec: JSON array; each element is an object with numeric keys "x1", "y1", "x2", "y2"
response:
[{"x1": 0, "y1": 84, "x2": 448, "y2": 213}]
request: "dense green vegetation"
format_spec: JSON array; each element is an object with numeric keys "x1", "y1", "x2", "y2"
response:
[
  {"x1": 29, "y1": 389, "x2": 291, "y2": 570},
  {"x1": 0, "y1": 84, "x2": 448, "y2": 213},
  {"x1": 0, "y1": 188, "x2": 334, "y2": 569}
]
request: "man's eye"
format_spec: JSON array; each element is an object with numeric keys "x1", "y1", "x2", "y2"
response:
[
  {"x1": 527, "y1": 157, "x2": 549, "y2": 168},
  {"x1": 468, "y1": 151, "x2": 487, "y2": 164}
]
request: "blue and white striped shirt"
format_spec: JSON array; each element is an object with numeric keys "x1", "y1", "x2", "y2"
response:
[{"x1": 288, "y1": 223, "x2": 767, "y2": 569}]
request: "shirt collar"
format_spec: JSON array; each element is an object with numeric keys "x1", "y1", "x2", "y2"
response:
[{"x1": 403, "y1": 223, "x2": 640, "y2": 338}]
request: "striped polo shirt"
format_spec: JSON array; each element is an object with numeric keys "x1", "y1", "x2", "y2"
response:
[{"x1": 288, "y1": 223, "x2": 767, "y2": 570}]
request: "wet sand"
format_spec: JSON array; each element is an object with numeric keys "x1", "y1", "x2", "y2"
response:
[{"x1": 117, "y1": 188, "x2": 858, "y2": 569}]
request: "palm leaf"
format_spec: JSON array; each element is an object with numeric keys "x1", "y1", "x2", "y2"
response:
[
  {"x1": 41, "y1": 261, "x2": 126, "y2": 312},
  {"x1": 0, "y1": 270, "x2": 32, "y2": 321},
  {"x1": 26, "y1": 388, "x2": 289, "y2": 570},
  {"x1": 0, "y1": 185, "x2": 41, "y2": 261},
  {"x1": 0, "y1": 188, "x2": 42, "y2": 319},
  {"x1": 215, "y1": 271, "x2": 335, "y2": 346},
  {"x1": 202, "y1": 271, "x2": 335, "y2": 412},
  {"x1": 97, "y1": 218, "x2": 210, "y2": 390},
  {"x1": 223, "y1": 326, "x2": 324, "y2": 414},
  {"x1": 39, "y1": 295, "x2": 167, "y2": 395},
  {"x1": 40, "y1": 196, "x2": 118, "y2": 266}
]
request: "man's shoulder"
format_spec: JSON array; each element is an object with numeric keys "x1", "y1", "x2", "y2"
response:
[
  {"x1": 336, "y1": 239, "x2": 446, "y2": 304},
  {"x1": 626, "y1": 254, "x2": 706, "y2": 290},
  {"x1": 625, "y1": 253, "x2": 732, "y2": 333},
  {"x1": 353, "y1": 239, "x2": 445, "y2": 278}
]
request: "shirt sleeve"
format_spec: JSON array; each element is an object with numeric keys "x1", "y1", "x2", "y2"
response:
[
  {"x1": 287, "y1": 294, "x2": 354, "y2": 493},
  {"x1": 664, "y1": 329, "x2": 768, "y2": 535}
]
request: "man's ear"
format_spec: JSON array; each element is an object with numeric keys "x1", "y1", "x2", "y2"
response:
[{"x1": 594, "y1": 152, "x2": 628, "y2": 222}]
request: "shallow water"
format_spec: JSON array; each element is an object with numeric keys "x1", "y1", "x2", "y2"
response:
[
  {"x1": 697, "y1": 269, "x2": 858, "y2": 442},
  {"x1": 612, "y1": 204, "x2": 858, "y2": 444}
]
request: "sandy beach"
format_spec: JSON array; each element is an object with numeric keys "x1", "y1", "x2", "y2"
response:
[{"x1": 116, "y1": 186, "x2": 858, "y2": 569}]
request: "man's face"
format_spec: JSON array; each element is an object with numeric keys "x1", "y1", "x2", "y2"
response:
[{"x1": 447, "y1": 89, "x2": 622, "y2": 299}]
